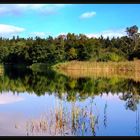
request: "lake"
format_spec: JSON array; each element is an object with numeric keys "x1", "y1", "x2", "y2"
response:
[{"x1": 0, "y1": 65, "x2": 140, "y2": 136}]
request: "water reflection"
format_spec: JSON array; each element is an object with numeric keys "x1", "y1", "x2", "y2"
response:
[
  {"x1": 24, "y1": 102, "x2": 97, "y2": 136},
  {"x1": 0, "y1": 92, "x2": 24, "y2": 104},
  {"x1": 1, "y1": 66, "x2": 140, "y2": 104},
  {"x1": 0, "y1": 66, "x2": 139, "y2": 135}
]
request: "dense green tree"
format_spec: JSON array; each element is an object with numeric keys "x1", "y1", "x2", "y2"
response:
[
  {"x1": 125, "y1": 25, "x2": 140, "y2": 59},
  {"x1": 0, "y1": 26, "x2": 140, "y2": 65}
]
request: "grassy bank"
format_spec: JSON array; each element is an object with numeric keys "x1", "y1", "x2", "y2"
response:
[
  {"x1": 53, "y1": 60, "x2": 140, "y2": 71},
  {"x1": 52, "y1": 60, "x2": 140, "y2": 81}
]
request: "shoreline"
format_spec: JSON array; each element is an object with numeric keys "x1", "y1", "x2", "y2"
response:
[{"x1": 52, "y1": 60, "x2": 140, "y2": 81}]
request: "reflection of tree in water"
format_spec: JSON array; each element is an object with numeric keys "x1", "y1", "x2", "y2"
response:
[
  {"x1": 1, "y1": 66, "x2": 140, "y2": 107},
  {"x1": 135, "y1": 106, "x2": 140, "y2": 136},
  {"x1": 104, "y1": 102, "x2": 107, "y2": 128},
  {"x1": 119, "y1": 93, "x2": 140, "y2": 111},
  {"x1": 119, "y1": 92, "x2": 140, "y2": 136}
]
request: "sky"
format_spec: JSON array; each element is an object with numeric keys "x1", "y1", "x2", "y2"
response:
[{"x1": 0, "y1": 4, "x2": 140, "y2": 39}]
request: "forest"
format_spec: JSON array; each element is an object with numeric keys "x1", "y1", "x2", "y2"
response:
[{"x1": 0, "y1": 25, "x2": 140, "y2": 65}]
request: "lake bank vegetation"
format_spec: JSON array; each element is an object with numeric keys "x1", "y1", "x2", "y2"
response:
[
  {"x1": 52, "y1": 60, "x2": 140, "y2": 81},
  {"x1": 23, "y1": 103, "x2": 97, "y2": 136}
]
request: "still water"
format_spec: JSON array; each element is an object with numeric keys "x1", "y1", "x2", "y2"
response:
[{"x1": 0, "y1": 66, "x2": 140, "y2": 136}]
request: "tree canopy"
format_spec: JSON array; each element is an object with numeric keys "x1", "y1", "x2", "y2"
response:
[{"x1": 0, "y1": 25, "x2": 140, "y2": 65}]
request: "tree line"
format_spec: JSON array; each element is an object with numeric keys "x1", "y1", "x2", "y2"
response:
[{"x1": 0, "y1": 25, "x2": 140, "y2": 65}]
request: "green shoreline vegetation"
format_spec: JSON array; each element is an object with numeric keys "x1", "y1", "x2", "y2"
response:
[
  {"x1": 0, "y1": 25, "x2": 139, "y2": 65},
  {"x1": 0, "y1": 25, "x2": 140, "y2": 78}
]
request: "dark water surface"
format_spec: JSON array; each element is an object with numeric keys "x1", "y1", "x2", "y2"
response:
[{"x1": 0, "y1": 66, "x2": 140, "y2": 136}]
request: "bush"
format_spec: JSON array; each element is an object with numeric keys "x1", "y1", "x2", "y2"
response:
[
  {"x1": 108, "y1": 53, "x2": 124, "y2": 62},
  {"x1": 97, "y1": 52, "x2": 125, "y2": 62}
]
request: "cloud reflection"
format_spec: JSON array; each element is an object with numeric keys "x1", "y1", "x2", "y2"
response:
[{"x1": 0, "y1": 93, "x2": 24, "y2": 104}]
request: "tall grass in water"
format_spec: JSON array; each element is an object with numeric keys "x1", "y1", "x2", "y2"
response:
[
  {"x1": 53, "y1": 60, "x2": 140, "y2": 82},
  {"x1": 55, "y1": 60, "x2": 140, "y2": 71},
  {"x1": 22, "y1": 102, "x2": 98, "y2": 136}
]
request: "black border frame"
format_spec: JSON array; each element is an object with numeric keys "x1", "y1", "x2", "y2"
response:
[{"x1": 0, "y1": 0, "x2": 140, "y2": 4}]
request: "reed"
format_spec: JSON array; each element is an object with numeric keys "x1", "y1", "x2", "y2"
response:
[
  {"x1": 53, "y1": 60, "x2": 140, "y2": 82},
  {"x1": 22, "y1": 102, "x2": 97, "y2": 136}
]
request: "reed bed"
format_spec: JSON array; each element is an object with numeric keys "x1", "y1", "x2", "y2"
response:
[
  {"x1": 19, "y1": 103, "x2": 97, "y2": 136},
  {"x1": 53, "y1": 60, "x2": 140, "y2": 82},
  {"x1": 55, "y1": 60, "x2": 140, "y2": 71}
]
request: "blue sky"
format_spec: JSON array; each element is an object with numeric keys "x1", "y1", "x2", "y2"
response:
[{"x1": 0, "y1": 4, "x2": 140, "y2": 38}]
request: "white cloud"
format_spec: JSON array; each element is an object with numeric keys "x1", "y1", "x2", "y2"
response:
[
  {"x1": 0, "y1": 5, "x2": 21, "y2": 15},
  {"x1": 0, "y1": 93, "x2": 24, "y2": 104},
  {"x1": 57, "y1": 32, "x2": 67, "y2": 36},
  {"x1": 80, "y1": 11, "x2": 96, "y2": 19},
  {"x1": 0, "y1": 4, "x2": 69, "y2": 16},
  {"x1": 0, "y1": 7, "x2": 9, "y2": 14},
  {"x1": 30, "y1": 32, "x2": 46, "y2": 38},
  {"x1": 17, "y1": 4, "x2": 66, "y2": 10},
  {"x1": 85, "y1": 29, "x2": 126, "y2": 39},
  {"x1": 16, "y1": 4, "x2": 46, "y2": 10},
  {"x1": 0, "y1": 24, "x2": 25, "y2": 37}
]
